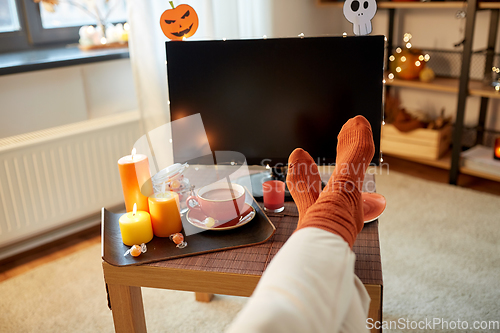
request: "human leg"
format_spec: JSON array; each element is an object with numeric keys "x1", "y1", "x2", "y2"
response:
[{"x1": 227, "y1": 116, "x2": 375, "y2": 333}]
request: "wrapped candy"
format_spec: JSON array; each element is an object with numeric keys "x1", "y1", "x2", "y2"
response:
[
  {"x1": 170, "y1": 233, "x2": 187, "y2": 249},
  {"x1": 124, "y1": 243, "x2": 147, "y2": 257}
]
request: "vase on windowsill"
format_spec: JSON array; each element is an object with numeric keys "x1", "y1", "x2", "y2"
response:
[
  {"x1": 33, "y1": 0, "x2": 128, "y2": 51},
  {"x1": 78, "y1": 22, "x2": 129, "y2": 51}
]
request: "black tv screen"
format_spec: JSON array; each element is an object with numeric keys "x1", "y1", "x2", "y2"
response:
[{"x1": 166, "y1": 35, "x2": 384, "y2": 166}]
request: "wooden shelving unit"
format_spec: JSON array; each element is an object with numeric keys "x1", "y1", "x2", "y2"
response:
[
  {"x1": 385, "y1": 73, "x2": 500, "y2": 99},
  {"x1": 385, "y1": 73, "x2": 460, "y2": 93},
  {"x1": 469, "y1": 80, "x2": 500, "y2": 98},
  {"x1": 320, "y1": 0, "x2": 500, "y2": 184},
  {"x1": 384, "y1": 150, "x2": 500, "y2": 182},
  {"x1": 480, "y1": 2, "x2": 500, "y2": 9},
  {"x1": 384, "y1": 151, "x2": 452, "y2": 169}
]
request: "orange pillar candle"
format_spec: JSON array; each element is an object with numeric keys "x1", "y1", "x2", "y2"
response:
[
  {"x1": 148, "y1": 191, "x2": 183, "y2": 237},
  {"x1": 495, "y1": 137, "x2": 500, "y2": 160},
  {"x1": 118, "y1": 148, "x2": 153, "y2": 212},
  {"x1": 119, "y1": 203, "x2": 154, "y2": 246}
]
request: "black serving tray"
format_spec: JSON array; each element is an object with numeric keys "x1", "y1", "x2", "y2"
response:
[{"x1": 101, "y1": 193, "x2": 275, "y2": 267}]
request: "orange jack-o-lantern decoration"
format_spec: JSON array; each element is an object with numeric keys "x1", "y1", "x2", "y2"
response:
[
  {"x1": 160, "y1": 2, "x2": 199, "y2": 41},
  {"x1": 388, "y1": 33, "x2": 430, "y2": 80},
  {"x1": 391, "y1": 47, "x2": 425, "y2": 80}
]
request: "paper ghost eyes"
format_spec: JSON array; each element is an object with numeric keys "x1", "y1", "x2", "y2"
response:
[
  {"x1": 343, "y1": 0, "x2": 377, "y2": 36},
  {"x1": 160, "y1": 3, "x2": 199, "y2": 41},
  {"x1": 351, "y1": 1, "x2": 359, "y2": 11}
]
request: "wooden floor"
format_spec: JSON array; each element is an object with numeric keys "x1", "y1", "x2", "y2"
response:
[
  {"x1": 0, "y1": 226, "x2": 101, "y2": 282},
  {"x1": 1, "y1": 156, "x2": 499, "y2": 283}
]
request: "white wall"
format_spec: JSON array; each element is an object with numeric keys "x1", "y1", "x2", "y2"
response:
[
  {"x1": 0, "y1": 59, "x2": 138, "y2": 139},
  {"x1": 271, "y1": 0, "x2": 343, "y2": 38},
  {"x1": 81, "y1": 59, "x2": 138, "y2": 119}
]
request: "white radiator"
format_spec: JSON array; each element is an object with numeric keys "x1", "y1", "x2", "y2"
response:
[{"x1": 0, "y1": 111, "x2": 141, "y2": 253}]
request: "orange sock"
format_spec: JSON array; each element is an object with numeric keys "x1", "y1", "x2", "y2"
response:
[
  {"x1": 297, "y1": 116, "x2": 375, "y2": 248},
  {"x1": 286, "y1": 148, "x2": 322, "y2": 226}
]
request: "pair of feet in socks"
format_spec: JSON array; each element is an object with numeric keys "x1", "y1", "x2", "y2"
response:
[{"x1": 286, "y1": 116, "x2": 375, "y2": 248}]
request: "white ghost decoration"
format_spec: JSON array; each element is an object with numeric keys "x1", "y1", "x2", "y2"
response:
[{"x1": 343, "y1": 0, "x2": 377, "y2": 36}]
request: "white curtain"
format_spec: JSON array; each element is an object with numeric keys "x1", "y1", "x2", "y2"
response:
[{"x1": 127, "y1": 0, "x2": 272, "y2": 137}]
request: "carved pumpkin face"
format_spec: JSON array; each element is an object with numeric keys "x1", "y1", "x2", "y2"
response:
[{"x1": 160, "y1": 4, "x2": 199, "y2": 41}]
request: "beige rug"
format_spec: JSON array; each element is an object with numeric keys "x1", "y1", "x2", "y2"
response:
[{"x1": 1, "y1": 171, "x2": 499, "y2": 332}]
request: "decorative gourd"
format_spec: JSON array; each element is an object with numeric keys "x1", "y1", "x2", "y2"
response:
[
  {"x1": 388, "y1": 33, "x2": 429, "y2": 81},
  {"x1": 160, "y1": 2, "x2": 199, "y2": 41},
  {"x1": 390, "y1": 48, "x2": 424, "y2": 80},
  {"x1": 419, "y1": 67, "x2": 435, "y2": 83}
]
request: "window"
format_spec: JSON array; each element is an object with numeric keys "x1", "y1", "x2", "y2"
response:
[
  {"x1": 0, "y1": 0, "x2": 127, "y2": 53},
  {"x1": 40, "y1": 0, "x2": 127, "y2": 29},
  {"x1": 0, "y1": 0, "x2": 21, "y2": 32}
]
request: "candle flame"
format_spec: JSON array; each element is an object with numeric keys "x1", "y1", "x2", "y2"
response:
[
  {"x1": 161, "y1": 182, "x2": 166, "y2": 194},
  {"x1": 133, "y1": 203, "x2": 137, "y2": 216},
  {"x1": 131, "y1": 148, "x2": 136, "y2": 159}
]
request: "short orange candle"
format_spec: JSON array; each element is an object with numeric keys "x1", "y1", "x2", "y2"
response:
[
  {"x1": 118, "y1": 204, "x2": 154, "y2": 246},
  {"x1": 118, "y1": 149, "x2": 153, "y2": 212},
  {"x1": 495, "y1": 137, "x2": 500, "y2": 160},
  {"x1": 148, "y1": 191, "x2": 182, "y2": 237}
]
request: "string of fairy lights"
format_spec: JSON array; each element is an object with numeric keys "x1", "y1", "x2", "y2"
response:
[
  {"x1": 492, "y1": 66, "x2": 500, "y2": 91},
  {"x1": 387, "y1": 33, "x2": 431, "y2": 80}
]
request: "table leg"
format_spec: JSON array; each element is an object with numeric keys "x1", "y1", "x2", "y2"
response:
[
  {"x1": 108, "y1": 283, "x2": 147, "y2": 333},
  {"x1": 365, "y1": 284, "x2": 383, "y2": 333},
  {"x1": 195, "y1": 292, "x2": 214, "y2": 302}
]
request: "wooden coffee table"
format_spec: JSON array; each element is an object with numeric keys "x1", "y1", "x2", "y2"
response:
[{"x1": 102, "y1": 173, "x2": 383, "y2": 333}]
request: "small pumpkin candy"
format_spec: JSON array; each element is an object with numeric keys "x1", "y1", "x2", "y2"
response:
[{"x1": 160, "y1": 2, "x2": 199, "y2": 41}]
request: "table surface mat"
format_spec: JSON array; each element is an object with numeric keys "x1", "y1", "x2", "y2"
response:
[{"x1": 145, "y1": 168, "x2": 382, "y2": 286}]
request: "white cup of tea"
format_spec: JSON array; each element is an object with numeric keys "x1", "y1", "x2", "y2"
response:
[{"x1": 186, "y1": 183, "x2": 246, "y2": 221}]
